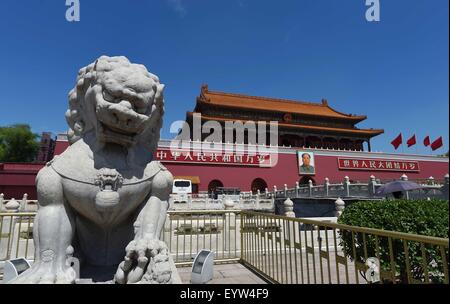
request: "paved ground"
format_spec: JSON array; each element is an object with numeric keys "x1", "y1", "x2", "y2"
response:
[{"x1": 176, "y1": 263, "x2": 267, "y2": 284}]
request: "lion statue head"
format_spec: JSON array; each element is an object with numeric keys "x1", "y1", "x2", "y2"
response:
[{"x1": 65, "y1": 56, "x2": 164, "y2": 155}]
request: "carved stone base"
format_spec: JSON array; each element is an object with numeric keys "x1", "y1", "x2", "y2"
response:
[
  {"x1": 75, "y1": 256, "x2": 181, "y2": 284},
  {"x1": 170, "y1": 257, "x2": 183, "y2": 284}
]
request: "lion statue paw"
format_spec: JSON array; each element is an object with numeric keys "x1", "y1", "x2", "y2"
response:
[{"x1": 114, "y1": 239, "x2": 172, "y2": 284}]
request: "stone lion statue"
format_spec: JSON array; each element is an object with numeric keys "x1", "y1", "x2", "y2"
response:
[{"x1": 12, "y1": 56, "x2": 174, "y2": 284}]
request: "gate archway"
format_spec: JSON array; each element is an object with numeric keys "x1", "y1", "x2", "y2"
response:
[
  {"x1": 208, "y1": 180, "x2": 224, "y2": 194},
  {"x1": 251, "y1": 178, "x2": 268, "y2": 194}
]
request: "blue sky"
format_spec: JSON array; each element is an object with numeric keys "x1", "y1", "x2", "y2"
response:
[{"x1": 0, "y1": 0, "x2": 448, "y2": 154}]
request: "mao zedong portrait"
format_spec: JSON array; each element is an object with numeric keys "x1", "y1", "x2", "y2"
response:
[{"x1": 299, "y1": 152, "x2": 315, "y2": 174}]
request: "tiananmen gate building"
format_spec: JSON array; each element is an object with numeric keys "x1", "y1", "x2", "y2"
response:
[{"x1": 0, "y1": 85, "x2": 448, "y2": 199}]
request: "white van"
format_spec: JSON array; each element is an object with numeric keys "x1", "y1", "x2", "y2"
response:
[
  {"x1": 171, "y1": 179, "x2": 192, "y2": 204},
  {"x1": 172, "y1": 179, "x2": 192, "y2": 194}
]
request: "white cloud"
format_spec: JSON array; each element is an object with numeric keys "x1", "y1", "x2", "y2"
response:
[{"x1": 167, "y1": 0, "x2": 187, "y2": 17}]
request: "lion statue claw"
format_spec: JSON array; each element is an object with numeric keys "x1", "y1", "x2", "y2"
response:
[
  {"x1": 115, "y1": 239, "x2": 172, "y2": 284},
  {"x1": 10, "y1": 56, "x2": 174, "y2": 284}
]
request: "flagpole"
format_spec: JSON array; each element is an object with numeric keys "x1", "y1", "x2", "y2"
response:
[
  {"x1": 415, "y1": 132, "x2": 418, "y2": 155},
  {"x1": 425, "y1": 135, "x2": 432, "y2": 156},
  {"x1": 430, "y1": 138, "x2": 433, "y2": 156}
]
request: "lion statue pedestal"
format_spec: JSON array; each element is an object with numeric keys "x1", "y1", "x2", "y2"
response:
[{"x1": 11, "y1": 56, "x2": 180, "y2": 284}]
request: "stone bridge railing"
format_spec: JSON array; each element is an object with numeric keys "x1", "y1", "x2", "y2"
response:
[
  {"x1": 1, "y1": 174, "x2": 448, "y2": 212},
  {"x1": 0, "y1": 194, "x2": 38, "y2": 213},
  {"x1": 169, "y1": 193, "x2": 275, "y2": 211},
  {"x1": 0, "y1": 192, "x2": 276, "y2": 212},
  {"x1": 270, "y1": 174, "x2": 449, "y2": 201}
]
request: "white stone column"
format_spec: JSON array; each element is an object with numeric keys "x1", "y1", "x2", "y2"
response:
[
  {"x1": 0, "y1": 193, "x2": 4, "y2": 212},
  {"x1": 283, "y1": 198, "x2": 295, "y2": 217},
  {"x1": 324, "y1": 178, "x2": 330, "y2": 197},
  {"x1": 400, "y1": 174, "x2": 409, "y2": 199},
  {"x1": 21, "y1": 193, "x2": 28, "y2": 212},
  {"x1": 223, "y1": 198, "x2": 235, "y2": 210},
  {"x1": 295, "y1": 182, "x2": 300, "y2": 198},
  {"x1": 343, "y1": 176, "x2": 350, "y2": 197},
  {"x1": 256, "y1": 189, "x2": 260, "y2": 209},
  {"x1": 442, "y1": 174, "x2": 449, "y2": 199},
  {"x1": 3, "y1": 198, "x2": 21, "y2": 260},
  {"x1": 308, "y1": 180, "x2": 313, "y2": 197},
  {"x1": 188, "y1": 194, "x2": 192, "y2": 210},
  {"x1": 401, "y1": 174, "x2": 408, "y2": 181},
  {"x1": 5, "y1": 198, "x2": 20, "y2": 213},
  {"x1": 369, "y1": 175, "x2": 376, "y2": 197},
  {"x1": 334, "y1": 198, "x2": 345, "y2": 217}
]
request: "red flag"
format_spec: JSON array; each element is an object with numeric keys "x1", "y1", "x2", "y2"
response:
[
  {"x1": 391, "y1": 133, "x2": 402, "y2": 150},
  {"x1": 407, "y1": 134, "x2": 416, "y2": 147},
  {"x1": 423, "y1": 136, "x2": 430, "y2": 147},
  {"x1": 431, "y1": 137, "x2": 443, "y2": 151}
]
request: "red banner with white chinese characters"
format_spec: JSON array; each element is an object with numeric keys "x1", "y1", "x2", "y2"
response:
[
  {"x1": 155, "y1": 149, "x2": 274, "y2": 167},
  {"x1": 338, "y1": 158, "x2": 420, "y2": 172}
]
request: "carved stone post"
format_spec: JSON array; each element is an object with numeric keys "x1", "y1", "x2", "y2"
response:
[
  {"x1": 334, "y1": 198, "x2": 345, "y2": 217},
  {"x1": 2, "y1": 198, "x2": 21, "y2": 260},
  {"x1": 400, "y1": 174, "x2": 409, "y2": 199},
  {"x1": 21, "y1": 193, "x2": 28, "y2": 212},
  {"x1": 369, "y1": 175, "x2": 376, "y2": 197},
  {"x1": 295, "y1": 182, "x2": 300, "y2": 198},
  {"x1": 343, "y1": 176, "x2": 350, "y2": 197},
  {"x1": 265, "y1": 187, "x2": 269, "y2": 199},
  {"x1": 223, "y1": 198, "x2": 235, "y2": 210},
  {"x1": 283, "y1": 198, "x2": 295, "y2": 218},
  {"x1": 324, "y1": 177, "x2": 330, "y2": 197},
  {"x1": 0, "y1": 193, "x2": 4, "y2": 212},
  {"x1": 273, "y1": 185, "x2": 277, "y2": 198},
  {"x1": 427, "y1": 176, "x2": 435, "y2": 185},
  {"x1": 308, "y1": 180, "x2": 313, "y2": 197},
  {"x1": 256, "y1": 189, "x2": 260, "y2": 209},
  {"x1": 5, "y1": 198, "x2": 20, "y2": 213},
  {"x1": 284, "y1": 184, "x2": 288, "y2": 198},
  {"x1": 442, "y1": 174, "x2": 449, "y2": 199},
  {"x1": 187, "y1": 194, "x2": 192, "y2": 210}
]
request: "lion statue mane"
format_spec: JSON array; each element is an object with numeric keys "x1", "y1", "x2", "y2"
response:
[{"x1": 65, "y1": 55, "x2": 163, "y2": 154}]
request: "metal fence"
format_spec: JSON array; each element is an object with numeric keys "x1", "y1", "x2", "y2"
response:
[
  {"x1": 0, "y1": 210, "x2": 242, "y2": 267},
  {"x1": 1, "y1": 210, "x2": 449, "y2": 284},
  {"x1": 240, "y1": 211, "x2": 449, "y2": 284},
  {"x1": 160, "y1": 210, "x2": 241, "y2": 266},
  {"x1": 0, "y1": 212, "x2": 35, "y2": 262}
]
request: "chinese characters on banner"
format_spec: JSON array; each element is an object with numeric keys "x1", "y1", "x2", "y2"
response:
[
  {"x1": 155, "y1": 149, "x2": 273, "y2": 167},
  {"x1": 338, "y1": 158, "x2": 420, "y2": 172}
]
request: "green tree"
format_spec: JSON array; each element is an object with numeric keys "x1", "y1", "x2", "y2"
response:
[
  {"x1": 0, "y1": 124, "x2": 40, "y2": 162},
  {"x1": 437, "y1": 151, "x2": 449, "y2": 157}
]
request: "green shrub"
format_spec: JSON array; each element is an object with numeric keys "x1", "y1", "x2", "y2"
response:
[{"x1": 337, "y1": 199, "x2": 449, "y2": 283}]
